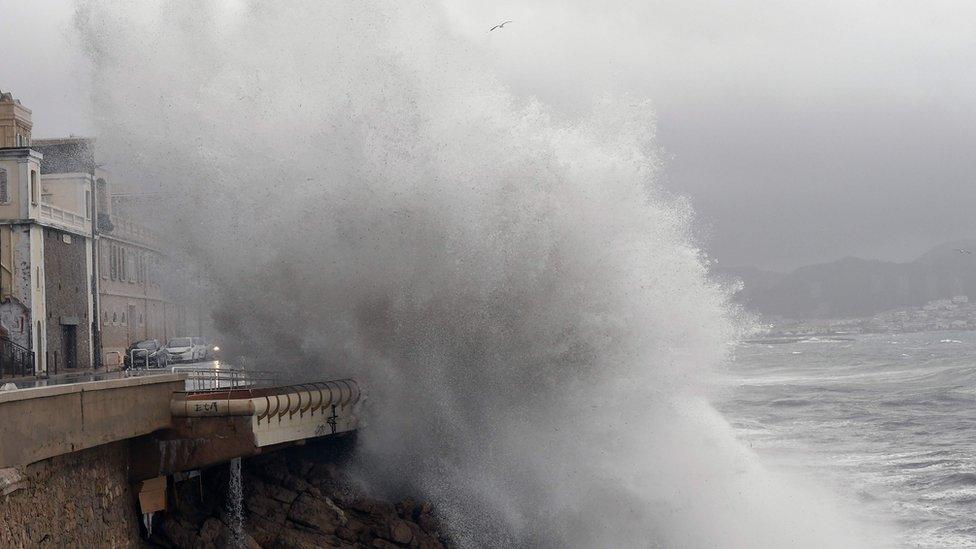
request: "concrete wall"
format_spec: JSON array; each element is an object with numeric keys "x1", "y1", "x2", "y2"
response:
[
  {"x1": 0, "y1": 374, "x2": 185, "y2": 468},
  {"x1": 43, "y1": 227, "x2": 93, "y2": 372},
  {"x1": 39, "y1": 172, "x2": 92, "y2": 216}
]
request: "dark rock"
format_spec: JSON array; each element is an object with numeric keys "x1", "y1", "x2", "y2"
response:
[
  {"x1": 307, "y1": 462, "x2": 340, "y2": 485},
  {"x1": 149, "y1": 444, "x2": 452, "y2": 549},
  {"x1": 417, "y1": 511, "x2": 441, "y2": 536},
  {"x1": 405, "y1": 521, "x2": 435, "y2": 548},
  {"x1": 158, "y1": 516, "x2": 200, "y2": 548},
  {"x1": 275, "y1": 525, "x2": 341, "y2": 548},
  {"x1": 389, "y1": 520, "x2": 414, "y2": 545},
  {"x1": 246, "y1": 492, "x2": 288, "y2": 525},
  {"x1": 257, "y1": 458, "x2": 314, "y2": 493},
  {"x1": 396, "y1": 499, "x2": 417, "y2": 521},
  {"x1": 345, "y1": 518, "x2": 366, "y2": 535},
  {"x1": 348, "y1": 498, "x2": 376, "y2": 514},
  {"x1": 335, "y1": 525, "x2": 359, "y2": 542},
  {"x1": 251, "y1": 476, "x2": 299, "y2": 505},
  {"x1": 417, "y1": 538, "x2": 445, "y2": 549},
  {"x1": 247, "y1": 515, "x2": 282, "y2": 548},
  {"x1": 0, "y1": 468, "x2": 26, "y2": 497},
  {"x1": 288, "y1": 493, "x2": 339, "y2": 534},
  {"x1": 198, "y1": 517, "x2": 224, "y2": 546}
]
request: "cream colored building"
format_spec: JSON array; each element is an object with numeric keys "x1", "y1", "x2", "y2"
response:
[
  {"x1": 0, "y1": 91, "x2": 95, "y2": 376},
  {"x1": 33, "y1": 137, "x2": 203, "y2": 370},
  {"x1": 0, "y1": 90, "x2": 31, "y2": 147},
  {"x1": 96, "y1": 185, "x2": 192, "y2": 368},
  {"x1": 0, "y1": 89, "x2": 209, "y2": 376}
]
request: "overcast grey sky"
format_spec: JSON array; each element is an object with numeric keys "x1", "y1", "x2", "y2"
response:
[{"x1": 4, "y1": 0, "x2": 976, "y2": 270}]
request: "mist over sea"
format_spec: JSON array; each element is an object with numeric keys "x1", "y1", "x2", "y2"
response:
[{"x1": 719, "y1": 331, "x2": 976, "y2": 548}]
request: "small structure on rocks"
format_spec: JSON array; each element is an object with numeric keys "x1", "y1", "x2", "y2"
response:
[{"x1": 150, "y1": 439, "x2": 451, "y2": 549}]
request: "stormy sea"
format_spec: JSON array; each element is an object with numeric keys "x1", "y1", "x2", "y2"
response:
[
  {"x1": 719, "y1": 331, "x2": 976, "y2": 548},
  {"x1": 73, "y1": 2, "x2": 937, "y2": 547}
]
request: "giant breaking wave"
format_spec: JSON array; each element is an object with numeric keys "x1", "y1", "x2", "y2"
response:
[{"x1": 77, "y1": 1, "x2": 884, "y2": 546}]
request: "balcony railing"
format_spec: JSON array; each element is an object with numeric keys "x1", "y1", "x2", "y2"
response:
[
  {"x1": 39, "y1": 203, "x2": 89, "y2": 233},
  {"x1": 110, "y1": 217, "x2": 160, "y2": 247},
  {"x1": 0, "y1": 336, "x2": 35, "y2": 379}
]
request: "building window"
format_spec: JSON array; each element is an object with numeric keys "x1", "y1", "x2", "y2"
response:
[
  {"x1": 30, "y1": 170, "x2": 38, "y2": 205},
  {"x1": 125, "y1": 249, "x2": 136, "y2": 283},
  {"x1": 110, "y1": 245, "x2": 118, "y2": 280},
  {"x1": 100, "y1": 245, "x2": 109, "y2": 279},
  {"x1": 0, "y1": 168, "x2": 7, "y2": 203}
]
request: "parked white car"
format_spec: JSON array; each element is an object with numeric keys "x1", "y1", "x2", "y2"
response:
[
  {"x1": 191, "y1": 337, "x2": 208, "y2": 361},
  {"x1": 166, "y1": 337, "x2": 196, "y2": 363}
]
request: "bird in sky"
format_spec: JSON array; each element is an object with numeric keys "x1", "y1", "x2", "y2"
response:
[
  {"x1": 955, "y1": 248, "x2": 972, "y2": 254},
  {"x1": 489, "y1": 20, "x2": 513, "y2": 32}
]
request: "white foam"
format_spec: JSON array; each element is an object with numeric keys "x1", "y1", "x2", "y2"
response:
[{"x1": 76, "y1": 2, "x2": 891, "y2": 546}]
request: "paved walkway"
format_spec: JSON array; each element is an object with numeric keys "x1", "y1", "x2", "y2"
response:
[{"x1": 0, "y1": 360, "x2": 224, "y2": 391}]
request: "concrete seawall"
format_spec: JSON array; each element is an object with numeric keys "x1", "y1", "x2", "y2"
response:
[
  {"x1": 0, "y1": 371, "x2": 380, "y2": 547},
  {"x1": 0, "y1": 374, "x2": 184, "y2": 468}
]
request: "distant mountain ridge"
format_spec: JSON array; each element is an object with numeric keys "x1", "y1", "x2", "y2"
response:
[{"x1": 717, "y1": 239, "x2": 976, "y2": 319}]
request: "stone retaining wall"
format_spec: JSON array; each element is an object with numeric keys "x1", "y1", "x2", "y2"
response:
[
  {"x1": 0, "y1": 441, "x2": 141, "y2": 547},
  {"x1": 151, "y1": 437, "x2": 452, "y2": 549}
]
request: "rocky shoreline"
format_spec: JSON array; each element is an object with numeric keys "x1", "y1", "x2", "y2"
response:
[{"x1": 149, "y1": 436, "x2": 451, "y2": 549}]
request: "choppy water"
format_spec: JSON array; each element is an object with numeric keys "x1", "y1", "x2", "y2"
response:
[{"x1": 718, "y1": 331, "x2": 976, "y2": 548}]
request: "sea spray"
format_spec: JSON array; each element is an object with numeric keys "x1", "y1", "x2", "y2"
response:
[
  {"x1": 225, "y1": 457, "x2": 244, "y2": 548},
  {"x1": 76, "y1": 1, "x2": 891, "y2": 546}
]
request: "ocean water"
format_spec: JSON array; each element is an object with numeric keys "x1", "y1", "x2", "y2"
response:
[
  {"x1": 78, "y1": 3, "x2": 909, "y2": 546},
  {"x1": 718, "y1": 331, "x2": 976, "y2": 548}
]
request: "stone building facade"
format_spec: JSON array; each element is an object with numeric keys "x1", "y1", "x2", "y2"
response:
[
  {"x1": 33, "y1": 135, "x2": 201, "y2": 370},
  {"x1": 97, "y1": 213, "x2": 191, "y2": 368},
  {"x1": 0, "y1": 96, "x2": 94, "y2": 376},
  {"x1": 42, "y1": 227, "x2": 93, "y2": 371},
  {"x1": 0, "y1": 89, "x2": 211, "y2": 377}
]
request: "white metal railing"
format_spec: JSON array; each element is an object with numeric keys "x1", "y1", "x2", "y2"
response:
[
  {"x1": 170, "y1": 365, "x2": 281, "y2": 392},
  {"x1": 39, "y1": 203, "x2": 89, "y2": 231}
]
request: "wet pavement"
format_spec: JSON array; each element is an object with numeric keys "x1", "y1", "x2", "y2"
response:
[{"x1": 0, "y1": 360, "x2": 226, "y2": 391}]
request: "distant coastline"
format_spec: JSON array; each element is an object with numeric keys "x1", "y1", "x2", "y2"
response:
[{"x1": 756, "y1": 295, "x2": 976, "y2": 338}]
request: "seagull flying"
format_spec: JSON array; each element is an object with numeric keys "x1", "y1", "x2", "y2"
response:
[
  {"x1": 955, "y1": 248, "x2": 972, "y2": 254},
  {"x1": 489, "y1": 20, "x2": 513, "y2": 32}
]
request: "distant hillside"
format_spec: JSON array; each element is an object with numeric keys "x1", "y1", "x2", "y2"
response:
[{"x1": 718, "y1": 239, "x2": 976, "y2": 318}]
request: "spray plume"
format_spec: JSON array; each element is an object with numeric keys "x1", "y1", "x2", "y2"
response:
[{"x1": 76, "y1": 1, "x2": 888, "y2": 546}]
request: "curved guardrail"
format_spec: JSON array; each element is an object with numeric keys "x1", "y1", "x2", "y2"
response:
[{"x1": 170, "y1": 378, "x2": 361, "y2": 424}]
